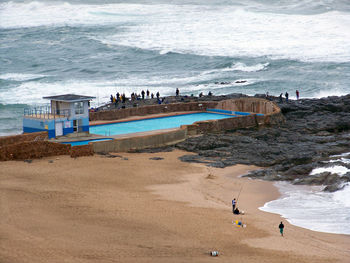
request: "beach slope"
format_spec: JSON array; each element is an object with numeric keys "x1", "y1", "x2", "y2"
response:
[{"x1": 0, "y1": 150, "x2": 349, "y2": 262}]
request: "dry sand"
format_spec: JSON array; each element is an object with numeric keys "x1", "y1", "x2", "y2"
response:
[{"x1": 0, "y1": 150, "x2": 349, "y2": 263}]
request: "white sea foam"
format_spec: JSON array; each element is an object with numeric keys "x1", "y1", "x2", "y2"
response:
[
  {"x1": 1, "y1": 2, "x2": 350, "y2": 62},
  {"x1": 0, "y1": 73, "x2": 47, "y2": 81},
  {"x1": 0, "y1": 80, "x2": 115, "y2": 106},
  {"x1": 310, "y1": 165, "x2": 349, "y2": 176},
  {"x1": 260, "y1": 182, "x2": 350, "y2": 235},
  {"x1": 312, "y1": 89, "x2": 349, "y2": 99},
  {"x1": 261, "y1": 154, "x2": 350, "y2": 235},
  {"x1": 0, "y1": 78, "x2": 179, "y2": 106},
  {"x1": 230, "y1": 62, "x2": 269, "y2": 72}
]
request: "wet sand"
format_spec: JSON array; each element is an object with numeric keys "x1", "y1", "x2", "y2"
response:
[{"x1": 0, "y1": 150, "x2": 349, "y2": 262}]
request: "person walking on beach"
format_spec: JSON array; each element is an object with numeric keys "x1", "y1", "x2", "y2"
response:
[
  {"x1": 232, "y1": 198, "x2": 236, "y2": 213},
  {"x1": 296, "y1": 90, "x2": 300, "y2": 100},
  {"x1": 279, "y1": 221, "x2": 284, "y2": 236}
]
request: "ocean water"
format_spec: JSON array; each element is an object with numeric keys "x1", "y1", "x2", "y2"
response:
[
  {"x1": 260, "y1": 153, "x2": 350, "y2": 235},
  {"x1": 1, "y1": 0, "x2": 350, "y2": 234}
]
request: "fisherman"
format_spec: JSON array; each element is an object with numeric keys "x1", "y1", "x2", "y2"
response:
[
  {"x1": 279, "y1": 93, "x2": 283, "y2": 103},
  {"x1": 232, "y1": 198, "x2": 236, "y2": 213}
]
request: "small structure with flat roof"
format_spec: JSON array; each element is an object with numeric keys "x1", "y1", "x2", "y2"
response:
[{"x1": 23, "y1": 94, "x2": 95, "y2": 138}]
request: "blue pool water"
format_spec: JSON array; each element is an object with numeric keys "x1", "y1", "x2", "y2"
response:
[
  {"x1": 62, "y1": 138, "x2": 113, "y2": 146},
  {"x1": 90, "y1": 112, "x2": 234, "y2": 136}
]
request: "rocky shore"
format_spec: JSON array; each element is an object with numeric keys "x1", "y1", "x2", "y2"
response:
[{"x1": 171, "y1": 94, "x2": 350, "y2": 192}]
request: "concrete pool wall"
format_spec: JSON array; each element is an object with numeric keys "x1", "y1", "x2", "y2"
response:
[
  {"x1": 90, "y1": 98, "x2": 285, "y2": 153},
  {"x1": 215, "y1": 97, "x2": 278, "y2": 114},
  {"x1": 92, "y1": 126, "x2": 188, "y2": 153}
]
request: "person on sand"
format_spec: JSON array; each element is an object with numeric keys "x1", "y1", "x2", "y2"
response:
[
  {"x1": 232, "y1": 198, "x2": 236, "y2": 213},
  {"x1": 279, "y1": 221, "x2": 284, "y2": 236},
  {"x1": 233, "y1": 207, "x2": 240, "y2": 215}
]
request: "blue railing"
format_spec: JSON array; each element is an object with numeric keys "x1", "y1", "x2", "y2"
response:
[
  {"x1": 206, "y1": 108, "x2": 264, "y2": 116},
  {"x1": 24, "y1": 106, "x2": 70, "y2": 119}
]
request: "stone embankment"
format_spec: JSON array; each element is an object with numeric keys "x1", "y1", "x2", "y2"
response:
[
  {"x1": 176, "y1": 95, "x2": 350, "y2": 192},
  {"x1": 0, "y1": 132, "x2": 94, "y2": 161}
]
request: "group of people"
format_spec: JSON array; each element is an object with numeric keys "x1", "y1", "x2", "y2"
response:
[
  {"x1": 110, "y1": 90, "x2": 162, "y2": 105},
  {"x1": 109, "y1": 88, "x2": 217, "y2": 106},
  {"x1": 110, "y1": 92, "x2": 127, "y2": 104},
  {"x1": 232, "y1": 197, "x2": 285, "y2": 236},
  {"x1": 278, "y1": 90, "x2": 300, "y2": 103},
  {"x1": 199, "y1": 91, "x2": 213, "y2": 97}
]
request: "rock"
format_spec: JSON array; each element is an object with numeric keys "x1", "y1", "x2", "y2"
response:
[
  {"x1": 150, "y1": 157, "x2": 164, "y2": 160},
  {"x1": 175, "y1": 94, "x2": 350, "y2": 193},
  {"x1": 323, "y1": 183, "x2": 346, "y2": 192}
]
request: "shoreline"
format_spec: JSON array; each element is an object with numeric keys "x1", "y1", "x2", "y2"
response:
[
  {"x1": 259, "y1": 181, "x2": 350, "y2": 236},
  {"x1": 1, "y1": 150, "x2": 349, "y2": 262}
]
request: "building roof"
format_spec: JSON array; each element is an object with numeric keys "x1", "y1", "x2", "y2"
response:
[{"x1": 43, "y1": 94, "x2": 95, "y2": 102}]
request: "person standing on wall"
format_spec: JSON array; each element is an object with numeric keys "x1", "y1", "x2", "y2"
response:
[
  {"x1": 176, "y1": 88, "x2": 179, "y2": 96},
  {"x1": 279, "y1": 221, "x2": 285, "y2": 236},
  {"x1": 296, "y1": 90, "x2": 300, "y2": 100},
  {"x1": 285, "y1": 92, "x2": 289, "y2": 102}
]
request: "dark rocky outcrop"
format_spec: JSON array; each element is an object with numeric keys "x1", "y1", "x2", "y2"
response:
[{"x1": 176, "y1": 94, "x2": 350, "y2": 192}]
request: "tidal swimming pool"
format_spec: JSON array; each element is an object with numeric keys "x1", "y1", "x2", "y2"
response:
[{"x1": 89, "y1": 112, "x2": 234, "y2": 136}]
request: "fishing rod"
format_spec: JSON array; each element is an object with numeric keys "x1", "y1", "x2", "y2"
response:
[{"x1": 236, "y1": 183, "x2": 244, "y2": 205}]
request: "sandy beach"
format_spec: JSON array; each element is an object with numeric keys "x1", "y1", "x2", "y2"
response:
[{"x1": 0, "y1": 150, "x2": 349, "y2": 263}]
